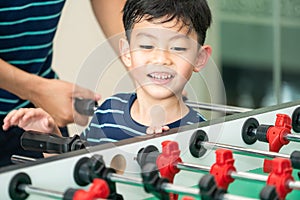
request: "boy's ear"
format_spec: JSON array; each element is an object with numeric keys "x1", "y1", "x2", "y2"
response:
[
  {"x1": 194, "y1": 45, "x2": 212, "y2": 72},
  {"x1": 119, "y1": 38, "x2": 132, "y2": 67}
]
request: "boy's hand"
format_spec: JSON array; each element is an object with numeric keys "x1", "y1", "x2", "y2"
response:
[
  {"x1": 146, "y1": 125, "x2": 170, "y2": 135},
  {"x1": 2, "y1": 108, "x2": 61, "y2": 136},
  {"x1": 146, "y1": 105, "x2": 170, "y2": 134}
]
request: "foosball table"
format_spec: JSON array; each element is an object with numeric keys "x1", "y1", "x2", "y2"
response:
[{"x1": 0, "y1": 100, "x2": 300, "y2": 200}]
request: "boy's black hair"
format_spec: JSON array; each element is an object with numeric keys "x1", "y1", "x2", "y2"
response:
[{"x1": 122, "y1": 0, "x2": 212, "y2": 45}]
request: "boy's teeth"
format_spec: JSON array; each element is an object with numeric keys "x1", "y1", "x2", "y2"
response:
[{"x1": 149, "y1": 73, "x2": 173, "y2": 80}]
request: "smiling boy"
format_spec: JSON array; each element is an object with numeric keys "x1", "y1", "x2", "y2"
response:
[{"x1": 3, "y1": 0, "x2": 212, "y2": 146}]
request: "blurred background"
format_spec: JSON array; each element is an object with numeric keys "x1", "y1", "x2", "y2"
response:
[
  {"x1": 218, "y1": 0, "x2": 300, "y2": 108},
  {"x1": 52, "y1": 1, "x2": 300, "y2": 133}
]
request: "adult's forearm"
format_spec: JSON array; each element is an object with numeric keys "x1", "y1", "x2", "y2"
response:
[
  {"x1": 90, "y1": 0, "x2": 126, "y2": 53},
  {"x1": 90, "y1": 0, "x2": 125, "y2": 38},
  {"x1": 0, "y1": 58, "x2": 41, "y2": 101}
]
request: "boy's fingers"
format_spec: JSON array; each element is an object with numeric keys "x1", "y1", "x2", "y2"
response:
[
  {"x1": 146, "y1": 125, "x2": 170, "y2": 135},
  {"x1": 162, "y1": 126, "x2": 170, "y2": 131},
  {"x1": 146, "y1": 127, "x2": 155, "y2": 135},
  {"x1": 155, "y1": 127, "x2": 163, "y2": 134}
]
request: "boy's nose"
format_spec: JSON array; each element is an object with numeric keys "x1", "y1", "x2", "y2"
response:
[{"x1": 151, "y1": 48, "x2": 172, "y2": 66}]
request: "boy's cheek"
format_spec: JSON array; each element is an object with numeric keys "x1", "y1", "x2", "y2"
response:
[
  {"x1": 172, "y1": 51, "x2": 198, "y2": 63},
  {"x1": 131, "y1": 52, "x2": 149, "y2": 64}
]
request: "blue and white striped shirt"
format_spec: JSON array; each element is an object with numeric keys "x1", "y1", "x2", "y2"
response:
[
  {"x1": 0, "y1": 0, "x2": 65, "y2": 115},
  {"x1": 81, "y1": 93, "x2": 206, "y2": 146}
]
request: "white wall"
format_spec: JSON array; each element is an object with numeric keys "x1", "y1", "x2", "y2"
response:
[{"x1": 53, "y1": 1, "x2": 105, "y2": 83}]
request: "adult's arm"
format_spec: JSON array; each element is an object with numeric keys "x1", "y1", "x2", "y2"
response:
[
  {"x1": 90, "y1": 0, "x2": 126, "y2": 52},
  {"x1": 0, "y1": 59, "x2": 99, "y2": 127}
]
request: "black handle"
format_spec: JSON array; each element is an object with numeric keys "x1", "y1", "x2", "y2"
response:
[
  {"x1": 74, "y1": 98, "x2": 98, "y2": 116},
  {"x1": 21, "y1": 131, "x2": 87, "y2": 154}
]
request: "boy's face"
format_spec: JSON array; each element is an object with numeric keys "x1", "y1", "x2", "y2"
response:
[{"x1": 120, "y1": 17, "x2": 211, "y2": 99}]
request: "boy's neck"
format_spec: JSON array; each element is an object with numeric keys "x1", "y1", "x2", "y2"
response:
[{"x1": 130, "y1": 92, "x2": 189, "y2": 126}]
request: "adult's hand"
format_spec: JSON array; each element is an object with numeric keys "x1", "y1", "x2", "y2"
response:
[
  {"x1": 29, "y1": 77, "x2": 100, "y2": 127},
  {"x1": 0, "y1": 59, "x2": 100, "y2": 127}
]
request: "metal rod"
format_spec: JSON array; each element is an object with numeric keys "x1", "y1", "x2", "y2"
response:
[
  {"x1": 201, "y1": 141, "x2": 290, "y2": 160},
  {"x1": 230, "y1": 171, "x2": 267, "y2": 182},
  {"x1": 109, "y1": 173, "x2": 200, "y2": 197},
  {"x1": 163, "y1": 177, "x2": 258, "y2": 200},
  {"x1": 185, "y1": 100, "x2": 252, "y2": 114},
  {"x1": 177, "y1": 163, "x2": 267, "y2": 183},
  {"x1": 162, "y1": 182, "x2": 258, "y2": 200},
  {"x1": 285, "y1": 133, "x2": 300, "y2": 143},
  {"x1": 177, "y1": 161, "x2": 300, "y2": 191},
  {"x1": 20, "y1": 167, "x2": 300, "y2": 199},
  {"x1": 221, "y1": 193, "x2": 259, "y2": 200},
  {"x1": 177, "y1": 162, "x2": 210, "y2": 173},
  {"x1": 161, "y1": 183, "x2": 200, "y2": 197},
  {"x1": 108, "y1": 173, "x2": 143, "y2": 187},
  {"x1": 18, "y1": 184, "x2": 63, "y2": 199},
  {"x1": 17, "y1": 172, "x2": 262, "y2": 200},
  {"x1": 288, "y1": 180, "x2": 300, "y2": 190},
  {"x1": 11, "y1": 155, "x2": 37, "y2": 164},
  {"x1": 109, "y1": 172, "x2": 262, "y2": 199}
]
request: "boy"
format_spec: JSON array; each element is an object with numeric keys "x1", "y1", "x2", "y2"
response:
[{"x1": 3, "y1": 0, "x2": 212, "y2": 146}]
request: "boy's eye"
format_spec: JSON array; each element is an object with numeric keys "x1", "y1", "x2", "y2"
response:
[
  {"x1": 170, "y1": 47, "x2": 187, "y2": 51},
  {"x1": 139, "y1": 45, "x2": 154, "y2": 49}
]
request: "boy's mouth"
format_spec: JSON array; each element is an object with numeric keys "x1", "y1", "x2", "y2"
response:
[
  {"x1": 146, "y1": 72, "x2": 175, "y2": 85},
  {"x1": 147, "y1": 72, "x2": 174, "y2": 80}
]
